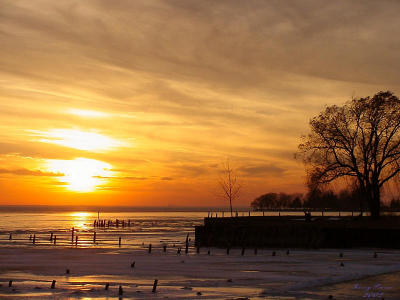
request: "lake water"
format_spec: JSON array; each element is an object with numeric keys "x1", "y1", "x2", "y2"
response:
[{"x1": 0, "y1": 209, "x2": 363, "y2": 249}]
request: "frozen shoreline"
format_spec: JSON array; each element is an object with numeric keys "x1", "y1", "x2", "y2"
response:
[{"x1": 1, "y1": 246, "x2": 400, "y2": 299}]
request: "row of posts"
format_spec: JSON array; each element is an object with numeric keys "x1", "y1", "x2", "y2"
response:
[
  {"x1": 207, "y1": 211, "x2": 356, "y2": 218},
  {"x1": 94, "y1": 219, "x2": 133, "y2": 228}
]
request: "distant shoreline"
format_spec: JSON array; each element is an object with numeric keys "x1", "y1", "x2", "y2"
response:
[{"x1": 0, "y1": 205, "x2": 250, "y2": 213}]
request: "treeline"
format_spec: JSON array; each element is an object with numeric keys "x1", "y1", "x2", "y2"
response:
[{"x1": 251, "y1": 189, "x2": 400, "y2": 210}]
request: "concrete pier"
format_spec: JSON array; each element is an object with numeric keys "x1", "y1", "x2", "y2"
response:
[{"x1": 195, "y1": 216, "x2": 400, "y2": 248}]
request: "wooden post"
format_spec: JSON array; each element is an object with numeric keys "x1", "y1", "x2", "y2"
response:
[
  {"x1": 118, "y1": 237, "x2": 121, "y2": 247},
  {"x1": 163, "y1": 245, "x2": 167, "y2": 252},
  {"x1": 9, "y1": 233, "x2": 12, "y2": 240},
  {"x1": 71, "y1": 227, "x2": 74, "y2": 243},
  {"x1": 33, "y1": 234, "x2": 36, "y2": 244},
  {"x1": 66, "y1": 269, "x2": 70, "y2": 274},
  {"x1": 177, "y1": 247, "x2": 181, "y2": 254},
  {"x1": 148, "y1": 244, "x2": 152, "y2": 253},
  {"x1": 54, "y1": 235, "x2": 57, "y2": 245},
  {"x1": 50, "y1": 232, "x2": 53, "y2": 241},
  {"x1": 75, "y1": 236, "x2": 78, "y2": 246},
  {"x1": 152, "y1": 279, "x2": 158, "y2": 293},
  {"x1": 119, "y1": 285, "x2": 123, "y2": 295},
  {"x1": 339, "y1": 211, "x2": 341, "y2": 217},
  {"x1": 249, "y1": 211, "x2": 250, "y2": 216},
  {"x1": 241, "y1": 247, "x2": 245, "y2": 256},
  {"x1": 226, "y1": 247, "x2": 230, "y2": 255},
  {"x1": 93, "y1": 232, "x2": 96, "y2": 243},
  {"x1": 207, "y1": 249, "x2": 210, "y2": 255},
  {"x1": 352, "y1": 211, "x2": 354, "y2": 217},
  {"x1": 131, "y1": 261, "x2": 135, "y2": 268},
  {"x1": 51, "y1": 280, "x2": 56, "y2": 289},
  {"x1": 8, "y1": 280, "x2": 12, "y2": 287},
  {"x1": 185, "y1": 234, "x2": 189, "y2": 254},
  {"x1": 105, "y1": 283, "x2": 109, "y2": 290}
]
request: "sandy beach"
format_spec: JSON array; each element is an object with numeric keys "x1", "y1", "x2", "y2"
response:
[{"x1": 1, "y1": 246, "x2": 400, "y2": 299}]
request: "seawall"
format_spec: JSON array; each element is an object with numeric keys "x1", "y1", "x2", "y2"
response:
[{"x1": 195, "y1": 216, "x2": 400, "y2": 248}]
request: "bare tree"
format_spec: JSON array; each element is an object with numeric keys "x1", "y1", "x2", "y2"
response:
[
  {"x1": 297, "y1": 91, "x2": 400, "y2": 218},
  {"x1": 218, "y1": 160, "x2": 241, "y2": 217}
]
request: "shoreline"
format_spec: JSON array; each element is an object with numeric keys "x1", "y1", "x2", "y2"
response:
[{"x1": 1, "y1": 246, "x2": 400, "y2": 299}]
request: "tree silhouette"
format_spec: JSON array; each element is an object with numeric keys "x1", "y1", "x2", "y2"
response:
[
  {"x1": 297, "y1": 91, "x2": 400, "y2": 218},
  {"x1": 218, "y1": 160, "x2": 241, "y2": 217}
]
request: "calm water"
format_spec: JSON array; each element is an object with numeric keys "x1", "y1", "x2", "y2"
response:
[{"x1": 0, "y1": 209, "x2": 380, "y2": 250}]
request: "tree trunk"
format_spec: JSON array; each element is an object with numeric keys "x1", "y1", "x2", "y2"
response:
[
  {"x1": 230, "y1": 196, "x2": 233, "y2": 217},
  {"x1": 369, "y1": 186, "x2": 381, "y2": 219}
]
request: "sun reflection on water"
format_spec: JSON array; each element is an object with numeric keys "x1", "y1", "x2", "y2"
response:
[{"x1": 70, "y1": 212, "x2": 92, "y2": 231}]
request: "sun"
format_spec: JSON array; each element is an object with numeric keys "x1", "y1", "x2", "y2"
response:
[{"x1": 46, "y1": 158, "x2": 112, "y2": 192}]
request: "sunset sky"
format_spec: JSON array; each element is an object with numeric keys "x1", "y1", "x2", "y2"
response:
[{"x1": 1, "y1": 0, "x2": 400, "y2": 207}]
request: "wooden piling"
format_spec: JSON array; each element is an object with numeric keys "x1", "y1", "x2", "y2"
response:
[
  {"x1": 118, "y1": 285, "x2": 123, "y2": 295},
  {"x1": 105, "y1": 283, "x2": 109, "y2": 290},
  {"x1": 66, "y1": 269, "x2": 70, "y2": 274},
  {"x1": 207, "y1": 249, "x2": 210, "y2": 255},
  {"x1": 241, "y1": 247, "x2": 245, "y2": 256},
  {"x1": 9, "y1": 233, "x2": 12, "y2": 240},
  {"x1": 185, "y1": 233, "x2": 189, "y2": 254},
  {"x1": 71, "y1": 227, "x2": 74, "y2": 243},
  {"x1": 75, "y1": 236, "x2": 78, "y2": 246},
  {"x1": 118, "y1": 237, "x2": 121, "y2": 247},
  {"x1": 50, "y1": 232, "x2": 53, "y2": 241},
  {"x1": 226, "y1": 247, "x2": 230, "y2": 255},
  {"x1": 51, "y1": 280, "x2": 56, "y2": 289},
  {"x1": 163, "y1": 245, "x2": 167, "y2": 252},
  {"x1": 152, "y1": 279, "x2": 158, "y2": 293},
  {"x1": 131, "y1": 261, "x2": 135, "y2": 268},
  {"x1": 8, "y1": 280, "x2": 12, "y2": 287},
  {"x1": 148, "y1": 244, "x2": 152, "y2": 253},
  {"x1": 33, "y1": 234, "x2": 36, "y2": 244},
  {"x1": 93, "y1": 232, "x2": 96, "y2": 243},
  {"x1": 54, "y1": 235, "x2": 57, "y2": 245}
]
